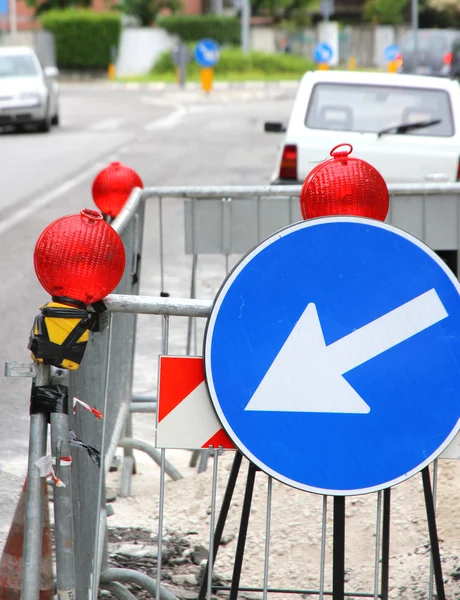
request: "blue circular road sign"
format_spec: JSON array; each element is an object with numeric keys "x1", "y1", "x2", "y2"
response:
[
  {"x1": 204, "y1": 217, "x2": 460, "y2": 495},
  {"x1": 194, "y1": 39, "x2": 220, "y2": 68},
  {"x1": 313, "y1": 42, "x2": 333, "y2": 64},
  {"x1": 384, "y1": 44, "x2": 400, "y2": 62}
]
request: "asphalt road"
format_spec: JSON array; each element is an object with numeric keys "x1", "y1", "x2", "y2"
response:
[{"x1": 0, "y1": 81, "x2": 295, "y2": 552}]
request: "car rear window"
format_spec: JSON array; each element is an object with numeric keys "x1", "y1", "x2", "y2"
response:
[
  {"x1": 0, "y1": 54, "x2": 38, "y2": 78},
  {"x1": 304, "y1": 82, "x2": 454, "y2": 137},
  {"x1": 402, "y1": 31, "x2": 451, "y2": 52}
]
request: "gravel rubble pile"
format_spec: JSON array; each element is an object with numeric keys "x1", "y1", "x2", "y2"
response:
[
  {"x1": 100, "y1": 526, "x2": 241, "y2": 600},
  {"x1": 104, "y1": 448, "x2": 460, "y2": 600}
]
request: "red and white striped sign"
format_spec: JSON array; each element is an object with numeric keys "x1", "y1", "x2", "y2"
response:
[{"x1": 156, "y1": 356, "x2": 235, "y2": 450}]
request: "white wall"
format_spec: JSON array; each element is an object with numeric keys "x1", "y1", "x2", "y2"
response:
[
  {"x1": 116, "y1": 27, "x2": 178, "y2": 77},
  {"x1": 0, "y1": 31, "x2": 35, "y2": 47},
  {"x1": 251, "y1": 26, "x2": 277, "y2": 53},
  {"x1": 317, "y1": 21, "x2": 339, "y2": 67},
  {"x1": 374, "y1": 25, "x2": 396, "y2": 68}
]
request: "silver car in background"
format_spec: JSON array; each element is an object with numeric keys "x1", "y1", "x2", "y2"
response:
[
  {"x1": 0, "y1": 46, "x2": 60, "y2": 133},
  {"x1": 399, "y1": 29, "x2": 460, "y2": 77}
]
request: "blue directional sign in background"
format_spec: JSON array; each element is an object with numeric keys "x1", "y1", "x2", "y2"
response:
[
  {"x1": 204, "y1": 217, "x2": 460, "y2": 495},
  {"x1": 194, "y1": 39, "x2": 220, "y2": 68},
  {"x1": 313, "y1": 42, "x2": 333, "y2": 64},
  {"x1": 0, "y1": 0, "x2": 8, "y2": 15},
  {"x1": 384, "y1": 43, "x2": 400, "y2": 62}
]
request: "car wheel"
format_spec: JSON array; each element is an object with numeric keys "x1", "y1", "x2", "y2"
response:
[
  {"x1": 37, "y1": 116, "x2": 51, "y2": 133},
  {"x1": 37, "y1": 103, "x2": 51, "y2": 133},
  {"x1": 51, "y1": 112, "x2": 59, "y2": 126}
]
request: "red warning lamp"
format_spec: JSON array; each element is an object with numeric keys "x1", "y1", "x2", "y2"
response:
[
  {"x1": 33, "y1": 209, "x2": 126, "y2": 305},
  {"x1": 92, "y1": 161, "x2": 143, "y2": 218},
  {"x1": 300, "y1": 144, "x2": 389, "y2": 222}
]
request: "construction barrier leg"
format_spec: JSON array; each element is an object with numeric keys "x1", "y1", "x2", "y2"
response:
[{"x1": 22, "y1": 364, "x2": 50, "y2": 600}]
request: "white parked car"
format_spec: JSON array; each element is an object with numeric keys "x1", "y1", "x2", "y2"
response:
[
  {"x1": 266, "y1": 70, "x2": 460, "y2": 184},
  {"x1": 0, "y1": 46, "x2": 60, "y2": 133}
]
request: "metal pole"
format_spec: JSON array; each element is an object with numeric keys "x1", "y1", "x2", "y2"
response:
[
  {"x1": 156, "y1": 450, "x2": 166, "y2": 600},
  {"x1": 21, "y1": 363, "x2": 50, "y2": 600},
  {"x1": 319, "y1": 496, "x2": 328, "y2": 600},
  {"x1": 156, "y1": 315, "x2": 170, "y2": 600},
  {"x1": 9, "y1": 0, "x2": 16, "y2": 37},
  {"x1": 241, "y1": 0, "x2": 251, "y2": 55},
  {"x1": 380, "y1": 488, "x2": 391, "y2": 600},
  {"x1": 422, "y1": 467, "x2": 445, "y2": 600},
  {"x1": 198, "y1": 452, "x2": 243, "y2": 600},
  {"x1": 411, "y1": 0, "x2": 419, "y2": 70},
  {"x1": 332, "y1": 496, "x2": 345, "y2": 600},
  {"x1": 186, "y1": 254, "x2": 198, "y2": 357},
  {"x1": 262, "y1": 477, "x2": 272, "y2": 600},
  {"x1": 206, "y1": 449, "x2": 219, "y2": 600},
  {"x1": 428, "y1": 460, "x2": 439, "y2": 600},
  {"x1": 92, "y1": 313, "x2": 114, "y2": 600},
  {"x1": 373, "y1": 492, "x2": 382, "y2": 600},
  {"x1": 158, "y1": 197, "x2": 167, "y2": 298},
  {"x1": 229, "y1": 462, "x2": 258, "y2": 600},
  {"x1": 50, "y1": 412, "x2": 77, "y2": 599}
]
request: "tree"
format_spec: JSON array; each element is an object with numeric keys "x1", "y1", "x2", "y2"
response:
[
  {"x1": 118, "y1": 0, "x2": 180, "y2": 26},
  {"x1": 27, "y1": 0, "x2": 90, "y2": 16},
  {"x1": 363, "y1": 0, "x2": 409, "y2": 24},
  {"x1": 426, "y1": 0, "x2": 460, "y2": 14},
  {"x1": 250, "y1": 0, "x2": 315, "y2": 25}
]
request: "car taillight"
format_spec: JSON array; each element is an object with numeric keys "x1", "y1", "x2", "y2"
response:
[
  {"x1": 279, "y1": 144, "x2": 297, "y2": 180},
  {"x1": 444, "y1": 52, "x2": 453, "y2": 65},
  {"x1": 457, "y1": 158, "x2": 460, "y2": 181}
]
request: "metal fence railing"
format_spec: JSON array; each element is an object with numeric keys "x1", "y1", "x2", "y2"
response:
[
  {"x1": 9, "y1": 182, "x2": 460, "y2": 600},
  {"x1": 87, "y1": 295, "x2": 460, "y2": 600}
]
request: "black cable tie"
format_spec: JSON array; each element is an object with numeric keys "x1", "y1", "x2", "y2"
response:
[
  {"x1": 28, "y1": 298, "x2": 97, "y2": 369},
  {"x1": 69, "y1": 431, "x2": 100, "y2": 467},
  {"x1": 51, "y1": 296, "x2": 87, "y2": 310},
  {"x1": 132, "y1": 253, "x2": 141, "y2": 286},
  {"x1": 30, "y1": 384, "x2": 69, "y2": 420},
  {"x1": 41, "y1": 306, "x2": 88, "y2": 319},
  {"x1": 28, "y1": 305, "x2": 95, "y2": 369},
  {"x1": 88, "y1": 300, "x2": 108, "y2": 333},
  {"x1": 91, "y1": 300, "x2": 107, "y2": 314}
]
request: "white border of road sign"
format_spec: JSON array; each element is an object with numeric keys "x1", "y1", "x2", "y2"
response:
[{"x1": 204, "y1": 216, "x2": 460, "y2": 495}]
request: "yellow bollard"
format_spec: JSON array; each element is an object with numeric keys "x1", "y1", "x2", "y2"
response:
[
  {"x1": 388, "y1": 60, "x2": 397, "y2": 73},
  {"x1": 348, "y1": 56, "x2": 356, "y2": 71},
  {"x1": 200, "y1": 67, "x2": 214, "y2": 93},
  {"x1": 108, "y1": 63, "x2": 116, "y2": 81},
  {"x1": 318, "y1": 62, "x2": 329, "y2": 71}
]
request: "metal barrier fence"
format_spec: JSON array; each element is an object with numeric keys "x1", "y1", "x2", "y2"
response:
[{"x1": 11, "y1": 182, "x2": 460, "y2": 600}]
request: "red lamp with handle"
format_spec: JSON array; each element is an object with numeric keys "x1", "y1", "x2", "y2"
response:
[
  {"x1": 92, "y1": 162, "x2": 143, "y2": 219},
  {"x1": 29, "y1": 208, "x2": 126, "y2": 370},
  {"x1": 300, "y1": 143, "x2": 389, "y2": 222}
]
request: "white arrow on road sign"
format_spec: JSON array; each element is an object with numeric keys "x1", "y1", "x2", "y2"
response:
[
  {"x1": 202, "y1": 47, "x2": 219, "y2": 62},
  {"x1": 244, "y1": 288, "x2": 448, "y2": 414}
]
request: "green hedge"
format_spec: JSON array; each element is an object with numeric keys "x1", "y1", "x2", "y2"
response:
[
  {"x1": 157, "y1": 15, "x2": 240, "y2": 45},
  {"x1": 41, "y1": 10, "x2": 122, "y2": 69},
  {"x1": 152, "y1": 46, "x2": 314, "y2": 75}
]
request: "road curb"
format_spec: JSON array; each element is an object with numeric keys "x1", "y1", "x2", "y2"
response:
[
  {"x1": 109, "y1": 80, "x2": 299, "y2": 91},
  {"x1": 59, "y1": 79, "x2": 299, "y2": 101}
]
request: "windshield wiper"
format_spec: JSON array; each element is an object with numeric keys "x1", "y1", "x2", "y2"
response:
[{"x1": 377, "y1": 119, "x2": 441, "y2": 138}]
